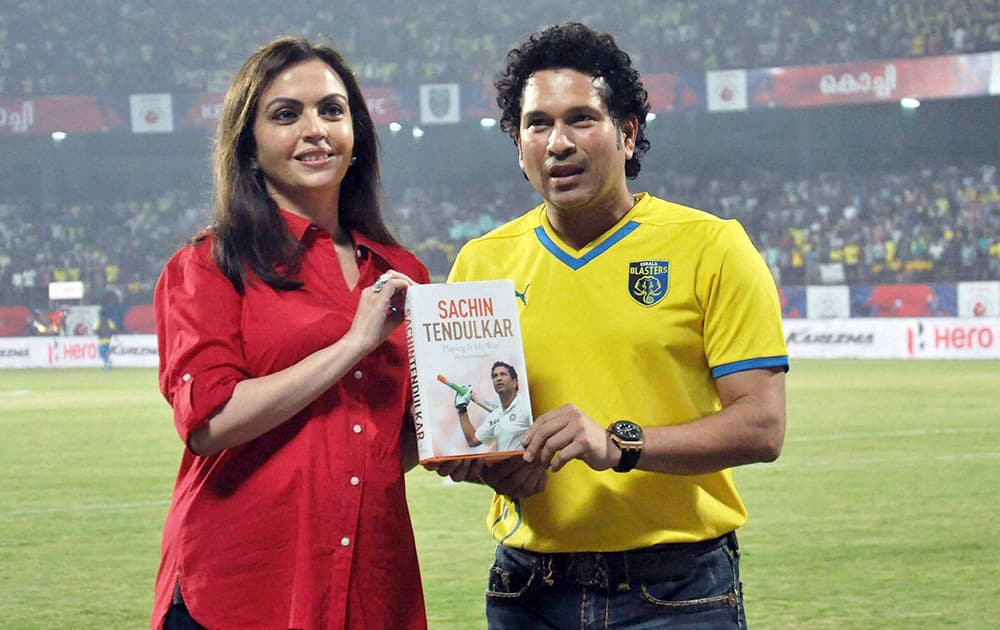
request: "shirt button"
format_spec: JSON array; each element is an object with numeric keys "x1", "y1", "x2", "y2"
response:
[
  {"x1": 352, "y1": 424, "x2": 362, "y2": 434},
  {"x1": 181, "y1": 373, "x2": 192, "y2": 382},
  {"x1": 350, "y1": 476, "x2": 360, "y2": 486},
  {"x1": 341, "y1": 537, "x2": 350, "y2": 547},
  {"x1": 353, "y1": 370, "x2": 363, "y2": 380}
]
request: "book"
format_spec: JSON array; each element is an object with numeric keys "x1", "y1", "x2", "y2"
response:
[{"x1": 404, "y1": 280, "x2": 534, "y2": 465}]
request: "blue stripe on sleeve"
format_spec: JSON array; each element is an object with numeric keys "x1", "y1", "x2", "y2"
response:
[{"x1": 711, "y1": 355, "x2": 790, "y2": 378}]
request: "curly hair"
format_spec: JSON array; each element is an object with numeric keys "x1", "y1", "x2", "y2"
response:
[{"x1": 495, "y1": 22, "x2": 651, "y2": 179}]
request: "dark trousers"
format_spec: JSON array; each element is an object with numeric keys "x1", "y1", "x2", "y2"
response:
[
  {"x1": 163, "y1": 583, "x2": 207, "y2": 630},
  {"x1": 485, "y1": 532, "x2": 746, "y2": 629}
]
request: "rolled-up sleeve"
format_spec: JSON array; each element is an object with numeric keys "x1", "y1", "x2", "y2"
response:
[{"x1": 154, "y1": 240, "x2": 248, "y2": 444}]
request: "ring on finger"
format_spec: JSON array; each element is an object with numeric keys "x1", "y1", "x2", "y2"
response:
[{"x1": 372, "y1": 272, "x2": 391, "y2": 294}]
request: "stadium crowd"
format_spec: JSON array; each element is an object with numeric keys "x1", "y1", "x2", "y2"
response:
[
  {"x1": 1, "y1": 1, "x2": 997, "y2": 318},
  {"x1": 2, "y1": 161, "x2": 997, "y2": 310},
  {"x1": 394, "y1": 161, "x2": 1000, "y2": 287},
  {"x1": 1, "y1": 0, "x2": 998, "y2": 95}
]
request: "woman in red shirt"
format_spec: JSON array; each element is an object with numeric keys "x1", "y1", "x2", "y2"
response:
[{"x1": 152, "y1": 37, "x2": 427, "y2": 630}]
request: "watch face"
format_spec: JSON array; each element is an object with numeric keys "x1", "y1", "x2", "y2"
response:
[{"x1": 612, "y1": 420, "x2": 643, "y2": 440}]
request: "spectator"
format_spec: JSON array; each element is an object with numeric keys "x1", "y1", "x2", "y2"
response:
[{"x1": 2, "y1": 0, "x2": 998, "y2": 95}]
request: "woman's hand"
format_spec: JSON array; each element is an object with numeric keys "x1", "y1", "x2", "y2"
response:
[
  {"x1": 188, "y1": 269, "x2": 419, "y2": 456},
  {"x1": 343, "y1": 270, "x2": 416, "y2": 355}
]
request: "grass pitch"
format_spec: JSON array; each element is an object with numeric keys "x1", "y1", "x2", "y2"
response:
[{"x1": 0, "y1": 360, "x2": 997, "y2": 628}]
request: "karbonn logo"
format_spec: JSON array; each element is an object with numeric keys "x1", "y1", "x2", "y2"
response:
[
  {"x1": 111, "y1": 346, "x2": 158, "y2": 356},
  {"x1": 907, "y1": 322, "x2": 995, "y2": 354},
  {"x1": 786, "y1": 331, "x2": 874, "y2": 345},
  {"x1": 0, "y1": 348, "x2": 29, "y2": 357}
]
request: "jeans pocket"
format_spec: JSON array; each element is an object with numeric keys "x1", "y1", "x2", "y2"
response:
[
  {"x1": 486, "y1": 545, "x2": 541, "y2": 600},
  {"x1": 639, "y1": 545, "x2": 741, "y2": 613}
]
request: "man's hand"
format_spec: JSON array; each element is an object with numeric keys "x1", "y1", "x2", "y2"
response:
[
  {"x1": 426, "y1": 457, "x2": 547, "y2": 499},
  {"x1": 521, "y1": 403, "x2": 619, "y2": 472},
  {"x1": 454, "y1": 386, "x2": 474, "y2": 414},
  {"x1": 481, "y1": 457, "x2": 548, "y2": 498},
  {"x1": 426, "y1": 458, "x2": 486, "y2": 482}
]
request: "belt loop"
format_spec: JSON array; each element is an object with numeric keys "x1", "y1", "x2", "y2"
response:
[
  {"x1": 595, "y1": 553, "x2": 610, "y2": 590},
  {"x1": 542, "y1": 555, "x2": 555, "y2": 586},
  {"x1": 617, "y1": 552, "x2": 632, "y2": 592}
]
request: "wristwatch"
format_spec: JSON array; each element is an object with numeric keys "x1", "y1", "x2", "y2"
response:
[{"x1": 607, "y1": 420, "x2": 643, "y2": 472}]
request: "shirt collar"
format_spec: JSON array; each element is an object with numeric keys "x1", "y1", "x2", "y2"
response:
[
  {"x1": 277, "y1": 208, "x2": 399, "y2": 265},
  {"x1": 352, "y1": 230, "x2": 398, "y2": 264},
  {"x1": 279, "y1": 208, "x2": 315, "y2": 242},
  {"x1": 501, "y1": 393, "x2": 523, "y2": 413}
]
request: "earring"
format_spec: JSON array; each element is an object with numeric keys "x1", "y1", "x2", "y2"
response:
[{"x1": 350, "y1": 156, "x2": 357, "y2": 165}]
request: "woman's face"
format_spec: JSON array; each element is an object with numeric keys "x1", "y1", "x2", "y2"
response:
[{"x1": 252, "y1": 58, "x2": 354, "y2": 217}]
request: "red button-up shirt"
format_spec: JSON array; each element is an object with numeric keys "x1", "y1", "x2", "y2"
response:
[{"x1": 152, "y1": 210, "x2": 428, "y2": 630}]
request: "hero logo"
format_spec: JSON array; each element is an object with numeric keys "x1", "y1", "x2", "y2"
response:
[
  {"x1": 48, "y1": 339, "x2": 99, "y2": 364},
  {"x1": 906, "y1": 321, "x2": 995, "y2": 355}
]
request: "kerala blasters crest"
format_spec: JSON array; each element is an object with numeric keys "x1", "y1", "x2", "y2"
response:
[
  {"x1": 419, "y1": 83, "x2": 460, "y2": 124},
  {"x1": 427, "y1": 86, "x2": 452, "y2": 119},
  {"x1": 628, "y1": 260, "x2": 669, "y2": 306}
]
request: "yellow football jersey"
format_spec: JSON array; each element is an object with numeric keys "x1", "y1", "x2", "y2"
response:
[{"x1": 449, "y1": 193, "x2": 789, "y2": 552}]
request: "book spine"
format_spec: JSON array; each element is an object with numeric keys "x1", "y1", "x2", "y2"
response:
[{"x1": 404, "y1": 315, "x2": 427, "y2": 456}]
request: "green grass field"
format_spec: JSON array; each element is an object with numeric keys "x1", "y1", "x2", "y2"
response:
[{"x1": 1, "y1": 360, "x2": 998, "y2": 628}]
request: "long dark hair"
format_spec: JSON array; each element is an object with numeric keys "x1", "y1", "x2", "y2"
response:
[
  {"x1": 209, "y1": 36, "x2": 398, "y2": 293},
  {"x1": 495, "y1": 22, "x2": 651, "y2": 179}
]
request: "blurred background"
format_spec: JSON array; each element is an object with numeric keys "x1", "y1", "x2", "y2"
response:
[{"x1": 1, "y1": 0, "x2": 998, "y2": 335}]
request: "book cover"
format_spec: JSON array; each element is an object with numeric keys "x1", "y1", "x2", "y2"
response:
[{"x1": 404, "y1": 280, "x2": 534, "y2": 465}]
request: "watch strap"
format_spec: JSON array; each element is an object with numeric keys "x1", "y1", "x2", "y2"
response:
[
  {"x1": 613, "y1": 446, "x2": 641, "y2": 472},
  {"x1": 608, "y1": 420, "x2": 643, "y2": 473}
]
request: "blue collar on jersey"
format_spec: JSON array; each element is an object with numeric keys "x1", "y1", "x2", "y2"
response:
[{"x1": 534, "y1": 221, "x2": 640, "y2": 270}]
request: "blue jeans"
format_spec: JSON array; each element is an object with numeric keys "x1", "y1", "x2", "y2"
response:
[{"x1": 485, "y1": 533, "x2": 746, "y2": 629}]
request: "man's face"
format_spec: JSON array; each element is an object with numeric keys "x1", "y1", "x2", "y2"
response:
[
  {"x1": 492, "y1": 366, "x2": 516, "y2": 395},
  {"x1": 516, "y1": 68, "x2": 636, "y2": 217}
]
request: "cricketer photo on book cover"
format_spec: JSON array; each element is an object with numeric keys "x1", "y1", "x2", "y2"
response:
[{"x1": 404, "y1": 280, "x2": 534, "y2": 464}]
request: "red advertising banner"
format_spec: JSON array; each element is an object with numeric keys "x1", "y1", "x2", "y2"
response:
[
  {"x1": 361, "y1": 86, "x2": 411, "y2": 124},
  {"x1": 0, "y1": 95, "x2": 125, "y2": 135},
  {"x1": 645, "y1": 74, "x2": 681, "y2": 112},
  {"x1": 1, "y1": 52, "x2": 993, "y2": 135},
  {"x1": 177, "y1": 86, "x2": 410, "y2": 128},
  {"x1": 0, "y1": 306, "x2": 32, "y2": 337},
  {"x1": 645, "y1": 72, "x2": 704, "y2": 112},
  {"x1": 177, "y1": 93, "x2": 223, "y2": 129},
  {"x1": 758, "y1": 52, "x2": 993, "y2": 108},
  {"x1": 462, "y1": 80, "x2": 499, "y2": 119}
]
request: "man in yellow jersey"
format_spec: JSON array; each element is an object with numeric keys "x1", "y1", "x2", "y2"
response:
[
  {"x1": 435, "y1": 22, "x2": 789, "y2": 628},
  {"x1": 94, "y1": 308, "x2": 116, "y2": 369}
]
